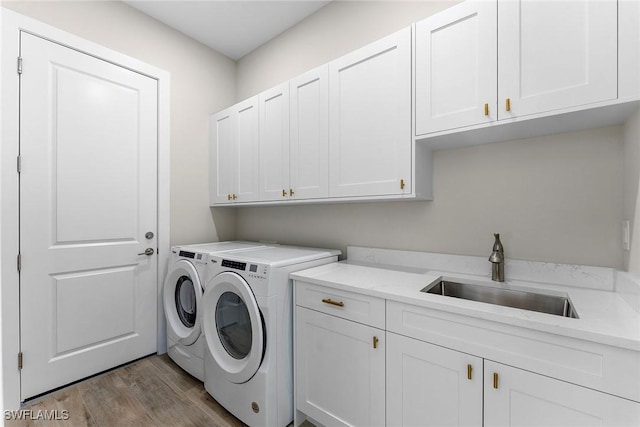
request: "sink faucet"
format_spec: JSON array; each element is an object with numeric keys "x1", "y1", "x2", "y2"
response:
[{"x1": 489, "y1": 233, "x2": 505, "y2": 282}]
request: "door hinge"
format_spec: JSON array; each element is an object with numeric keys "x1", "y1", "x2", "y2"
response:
[
  {"x1": 18, "y1": 352, "x2": 23, "y2": 370},
  {"x1": 17, "y1": 57, "x2": 23, "y2": 75},
  {"x1": 17, "y1": 156, "x2": 21, "y2": 174},
  {"x1": 17, "y1": 253, "x2": 21, "y2": 273}
]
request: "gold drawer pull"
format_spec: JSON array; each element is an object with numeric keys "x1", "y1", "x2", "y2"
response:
[
  {"x1": 373, "y1": 336, "x2": 379, "y2": 349},
  {"x1": 484, "y1": 103, "x2": 489, "y2": 116},
  {"x1": 322, "y1": 298, "x2": 344, "y2": 307},
  {"x1": 493, "y1": 372, "x2": 499, "y2": 389},
  {"x1": 505, "y1": 98, "x2": 511, "y2": 112},
  {"x1": 467, "y1": 364, "x2": 473, "y2": 380}
]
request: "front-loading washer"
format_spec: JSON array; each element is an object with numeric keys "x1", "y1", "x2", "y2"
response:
[
  {"x1": 163, "y1": 241, "x2": 265, "y2": 381},
  {"x1": 202, "y1": 245, "x2": 340, "y2": 427}
]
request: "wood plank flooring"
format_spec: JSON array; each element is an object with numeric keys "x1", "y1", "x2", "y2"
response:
[{"x1": 5, "y1": 354, "x2": 246, "y2": 427}]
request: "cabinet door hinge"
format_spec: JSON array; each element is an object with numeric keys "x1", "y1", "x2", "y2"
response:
[
  {"x1": 17, "y1": 254, "x2": 21, "y2": 273},
  {"x1": 17, "y1": 57, "x2": 23, "y2": 75},
  {"x1": 18, "y1": 352, "x2": 23, "y2": 370},
  {"x1": 17, "y1": 156, "x2": 21, "y2": 174}
]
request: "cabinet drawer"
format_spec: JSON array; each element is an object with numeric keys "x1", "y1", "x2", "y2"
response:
[{"x1": 295, "y1": 281, "x2": 385, "y2": 329}]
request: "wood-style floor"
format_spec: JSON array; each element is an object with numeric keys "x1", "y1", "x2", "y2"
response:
[{"x1": 6, "y1": 354, "x2": 246, "y2": 427}]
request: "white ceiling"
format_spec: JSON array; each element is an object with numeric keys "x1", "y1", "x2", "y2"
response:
[{"x1": 124, "y1": 0, "x2": 331, "y2": 60}]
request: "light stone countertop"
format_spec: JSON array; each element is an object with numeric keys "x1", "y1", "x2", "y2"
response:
[{"x1": 290, "y1": 260, "x2": 640, "y2": 352}]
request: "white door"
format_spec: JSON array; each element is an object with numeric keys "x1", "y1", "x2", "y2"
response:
[
  {"x1": 386, "y1": 333, "x2": 483, "y2": 427},
  {"x1": 498, "y1": 0, "x2": 617, "y2": 119},
  {"x1": 415, "y1": 0, "x2": 497, "y2": 135},
  {"x1": 290, "y1": 65, "x2": 329, "y2": 200},
  {"x1": 484, "y1": 361, "x2": 640, "y2": 427},
  {"x1": 19, "y1": 32, "x2": 158, "y2": 400},
  {"x1": 295, "y1": 307, "x2": 385, "y2": 427},
  {"x1": 259, "y1": 82, "x2": 290, "y2": 201},
  {"x1": 329, "y1": 27, "x2": 412, "y2": 198}
]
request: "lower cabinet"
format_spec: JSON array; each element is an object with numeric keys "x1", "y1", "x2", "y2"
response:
[
  {"x1": 295, "y1": 307, "x2": 385, "y2": 427},
  {"x1": 386, "y1": 333, "x2": 482, "y2": 427},
  {"x1": 485, "y1": 361, "x2": 640, "y2": 427},
  {"x1": 387, "y1": 332, "x2": 640, "y2": 427}
]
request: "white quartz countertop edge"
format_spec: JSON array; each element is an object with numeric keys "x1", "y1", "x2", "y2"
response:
[{"x1": 290, "y1": 262, "x2": 640, "y2": 352}]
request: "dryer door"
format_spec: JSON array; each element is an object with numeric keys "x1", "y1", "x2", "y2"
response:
[
  {"x1": 203, "y1": 271, "x2": 265, "y2": 384},
  {"x1": 163, "y1": 259, "x2": 203, "y2": 345}
]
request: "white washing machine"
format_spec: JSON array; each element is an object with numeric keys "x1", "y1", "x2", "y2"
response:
[
  {"x1": 163, "y1": 241, "x2": 265, "y2": 381},
  {"x1": 202, "y1": 245, "x2": 340, "y2": 427}
]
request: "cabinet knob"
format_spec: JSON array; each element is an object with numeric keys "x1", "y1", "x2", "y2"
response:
[
  {"x1": 493, "y1": 372, "x2": 499, "y2": 389},
  {"x1": 232, "y1": 194, "x2": 237, "y2": 200},
  {"x1": 227, "y1": 194, "x2": 232, "y2": 201},
  {"x1": 289, "y1": 188, "x2": 295, "y2": 197},
  {"x1": 373, "y1": 336, "x2": 379, "y2": 349},
  {"x1": 484, "y1": 103, "x2": 489, "y2": 116},
  {"x1": 400, "y1": 179, "x2": 405, "y2": 190},
  {"x1": 282, "y1": 189, "x2": 287, "y2": 197},
  {"x1": 505, "y1": 98, "x2": 511, "y2": 112},
  {"x1": 467, "y1": 364, "x2": 473, "y2": 380}
]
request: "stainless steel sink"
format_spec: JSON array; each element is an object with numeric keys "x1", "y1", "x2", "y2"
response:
[{"x1": 421, "y1": 280, "x2": 579, "y2": 318}]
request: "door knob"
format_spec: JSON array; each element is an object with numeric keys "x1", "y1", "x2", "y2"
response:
[
  {"x1": 145, "y1": 231, "x2": 154, "y2": 239},
  {"x1": 138, "y1": 248, "x2": 155, "y2": 256}
]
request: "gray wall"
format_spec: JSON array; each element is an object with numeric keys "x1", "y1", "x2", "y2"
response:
[
  {"x1": 624, "y1": 109, "x2": 640, "y2": 273},
  {"x1": 1, "y1": 0, "x2": 238, "y2": 246},
  {"x1": 235, "y1": 0, "x2": 629, "y2": 269},
  {"x1": 5, "y1": 0, "x2": 635, "y2": 270}
]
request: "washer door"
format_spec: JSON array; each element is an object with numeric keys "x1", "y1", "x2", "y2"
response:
[
  {"x1": 203, "y1": 272, "x2": 265, "y2": 384},
  {"x1": 163, "y1": 260, "x2": 203, "y2": 345}
]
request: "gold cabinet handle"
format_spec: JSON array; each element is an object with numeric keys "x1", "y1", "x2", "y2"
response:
[
  {"x1": 227, "y1": 194, "x2": 232, "y2": 201},
  {"x1": 484, "y1": 103, "x2": 489, "y2": 116},
  {"x1": 505, "y1": 98, "x2": 511, "y2": 112},
  {"x1": 373, "y1": 336, "x2": 379, "y2": 349},
  {"x1": 232, "y1": 194, "x2": 237, "y2": 200},
  {"x1": 321, "y1": 298, "x2": 344, "y2": 307},
  {"x1": 467, "y1": 364, "x2": 473, "y2": 380},
  {"x1": 282, "y1": 189, "x2": 287, "y2": 197},
  {"x1": 400, "y1": 179, "x2": 405, "y2": 190},
  {"x1": 493, "y1": 372, "x2": 499, "y2": 389},
  {"x1": 289, "y1": 188, "x2": 295, "y2": 197}
]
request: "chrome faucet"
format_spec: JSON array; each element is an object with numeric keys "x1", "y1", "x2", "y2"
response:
[{"x1": 489, "y1": 233, "x2": 505, "y2": 282}]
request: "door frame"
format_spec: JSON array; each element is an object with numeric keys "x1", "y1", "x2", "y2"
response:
[{"x1": 0, "y1": 8, "x2": 171, "y2": 411}]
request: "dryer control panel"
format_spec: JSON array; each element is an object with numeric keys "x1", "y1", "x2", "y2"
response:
[{"x1": 218, "y1": 258, "x2": 268, "y2": 280}]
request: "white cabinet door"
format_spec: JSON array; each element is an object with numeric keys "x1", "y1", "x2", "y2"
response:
[
  {"x1": 498, "y1": 0, "x2": 617, "y2": 120},
  {"x1": 260, "y1": 82, "x2": 290, "y2": 201},
  {"x1": 329, "y1": 27, "x2": 412, "y2": 198},
  {"x1": 387, "y1": 333, "x2": 483, "y2": 427},
  {"x1": 485, "y1": 361, "x2": 640, "y2": 427},
  {"x1": 296, "y1": 307, "x2": 385, "y2": 427},
  {"x1": 235, "y1": 96, "x2": 260, "y2": 203},
  {"x1": 290, "y1": 65, "x2": 329, "y2": 200},
  {"x1": 415, "y1": 0, "x2": 497, "y2": 135},
  {"x1": 210, "y1": 108, "x2": 236, "y2": 205}
]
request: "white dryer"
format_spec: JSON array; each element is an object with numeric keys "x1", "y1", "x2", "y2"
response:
[
  {"x1": 202, "y1": 245, "x2": 340, "y2": 427},
  {"x1": 163, "y1": 241, "x2": 264, "y2": 381}
]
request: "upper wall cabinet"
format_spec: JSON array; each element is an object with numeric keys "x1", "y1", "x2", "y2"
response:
[
  {"x1": 210, "y1": 96, "x2": 260, "y2": 205},
  {"x1": 415, "y1": 0, "x2": 497, "y2": 135},
  {"x1": 259, "y1": 66, "x2": 330, "y2": 202},
  {"x1": 259, "y1": 82, "x2": 290, "y2": 201},
  {"x1": 415, "y1": 0, "x2": 621, "y2": 138},
  {"x1": 290, "y1": 65, "x2": 330, "y2": 200},
  {"x1": 498, "y1": 0, "x2": 617, "y2": 120},
  {"x1": 329, "y1": 27, "x2": 412, "y2": 198}
]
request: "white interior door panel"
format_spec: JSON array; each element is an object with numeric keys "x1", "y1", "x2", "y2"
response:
[{"x1": 19, "y1": 32, "x2": 158, "y2": 399}]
